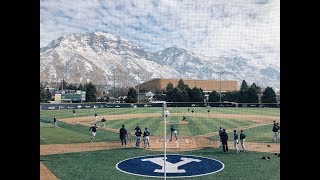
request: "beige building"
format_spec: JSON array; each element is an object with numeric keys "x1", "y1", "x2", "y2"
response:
[{"x1": 138, "y1": 78, "x2": 238, "y2": 92}]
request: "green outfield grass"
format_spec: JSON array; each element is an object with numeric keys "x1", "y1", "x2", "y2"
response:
[
  {"x1": 40, "y1": 106, "x2": 280, "y2": 119},
  {"x1": 40, "y1": 117, "x2": 119, "y2": 144},
  {"x1": 41, "y1": 148, "x2": 280, "y2": 180}
]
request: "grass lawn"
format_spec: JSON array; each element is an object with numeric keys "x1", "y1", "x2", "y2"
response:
[{"x1": 41, "y1": 148, "x2": 280, "y2": 180}]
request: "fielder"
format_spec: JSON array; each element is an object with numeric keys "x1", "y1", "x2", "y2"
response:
[
  {"x1": 233, "y1": 129, "x2": 239, "y2": 154},
  {"x1": 53, "y1": 116, "x2": 57, "y2": 127},
  {"x1": 89, "y1": 124, "x2": 98, "y2": 142},
  {"x1": 218, "y1": 127, "x2": 223, "y2": 147},
  {"x1": 94, "y1": 112, "x2": 98, "y2": 122},
  {"x1": 101, "y1": 117, "x2": 106, "y2": 128},
  {"x1": 143, "y1": 127, "x2": 150, "y2": 148},
  {"x1": 170, "y1": 125, "x2": 178, "y2": 141},
  {"x1": 272, "y1": 121, "x2": 280, "y2": 143},
  {"x1": 72, "y1": 109, "x2": 76, "y2": 116},
  {"x1": 239, "y1": 129, "x2": 246, "y2": 152},
  {"x1": 135, "y1": 129, "x2": 142, "y2": 148}
]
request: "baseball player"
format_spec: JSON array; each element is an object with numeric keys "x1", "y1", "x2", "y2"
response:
[
  {"x1": 72, "y1": 109, "x2": 76, "y2": 116},
  {"x1": 218, "y1": 127, "x2": 223, "y2": 147},
  {"x1": 233, "y1": 130, "x2": 239, "y2": 154},
  {"x1": 221, "y1": 129, "x2": 229, "y2": 153},
  {"x1": 272, "y1": 121, "x2": 280, "y2": 143},
  {"x1": 182, "y1": 116, "x2": 187, "y2": 121},
  {"x1": 101, "y1": 117, "x2": 106, "y2": 128},
  {"x1": 89, "y1": 124, "x2": 98, "y2": 142},
  {"x1": 134, "y1": 124, "x2": 141, "y2": 132},
  {"x1": 162, "y1": 109, "x2": 170, "y2": 117},
  {"x1": 53, "y1": 116, "x2": 57, "y2": 127},
  {"x1": 94, "y1": 112, "x2": 98, "y2": 122},
  {"x1": 119, "y1": 125, "x2": 128, "y2": 146},
  {"x1": 143, "y1": 127, "x2": 150, "y2": 148},
  {"x1": 135, "y1": 129, "x2": 143, "y2": 148},
  {"x1": 170, "y1": 125, "x2": 178, "y2": 141},
  {"x1": 239, "y1": 129, "x2": 246, "y2": 152},
  {"x1": 207, "y1": 109, "x2": 211, "y2": 116}
]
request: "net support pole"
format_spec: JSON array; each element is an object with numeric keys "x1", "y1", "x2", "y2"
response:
[{"x1": 163, "y1": 102, "x2": 167, "y2": 180}]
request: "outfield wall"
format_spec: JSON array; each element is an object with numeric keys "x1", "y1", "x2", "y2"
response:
[{"x1": 40, "y1": 102, "x2": 279, "y2": 110}]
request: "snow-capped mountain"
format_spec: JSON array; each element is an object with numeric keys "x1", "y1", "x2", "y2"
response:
[{"x1": 40, "y1": 32, "x2": 280, "y2": 91}]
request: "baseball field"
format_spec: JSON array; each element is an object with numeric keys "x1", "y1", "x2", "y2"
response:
[{"x1": 40, "y1": 106, "x2": 280, "y2": 179}]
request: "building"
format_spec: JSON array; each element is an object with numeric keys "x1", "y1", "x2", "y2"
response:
[{"x1": 138, "y1": 78, "x2": 238, "y2": 93}]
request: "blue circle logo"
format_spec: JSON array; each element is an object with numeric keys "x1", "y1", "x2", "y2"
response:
[{"x1": 116, "y1": 154, "x2": 224, "y2": 178}]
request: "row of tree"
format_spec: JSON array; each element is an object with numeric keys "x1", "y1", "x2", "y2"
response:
[{"x1": 40, "y1": 79, "x2": 278, "y2": 104}]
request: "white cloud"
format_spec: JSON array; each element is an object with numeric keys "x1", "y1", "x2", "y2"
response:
[{"x1": 40, "y1": 0, "x2": 280, "y2": 67}]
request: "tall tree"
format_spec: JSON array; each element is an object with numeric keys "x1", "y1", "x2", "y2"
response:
[
  {"x1": 238, "y1": 80, "x2": 249, "y2": 103},
  {"x1": 208, "y1": 91, "x2": 220, "y2": 102},
  {"x1": 180, "y1": 90, "x2": 190, "y2": 102},
  {"x1": 261, "y1": 86, "x2": 277, "y2": 103},
  {"x1": 84, "y1": 82, "x2": 97, "y2": 102},
  {"x1": 240, "y1": 80, "x2": 249, "y2": 92},
  {"x1": 246, "y1": 86, "x2": 259, "y2": 103},
  {"x1": 125, "y1": 87, "x2": 138, "y2": 103},
  {"x1": 177, "y1": 79, "x2": 186, "y2": 91},
  {"x1": 166, "y1": 82, "x2": 174, "y2": 92},
  {"x1": 189, "y1": 87, "x2": 204, "y2": 102},
  {"x1": 222, "y1": 91, "x2": 238, "y2": 102},
  {"x1": 250, "y1": 83, "x2": 262, "y2": 94}
]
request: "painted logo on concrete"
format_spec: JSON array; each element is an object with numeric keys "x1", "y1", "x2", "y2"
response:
[{"x1": 116, "y1": 154, "x2": 224, "y2": 178}]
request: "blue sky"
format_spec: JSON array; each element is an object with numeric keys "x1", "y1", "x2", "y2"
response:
[{"x1": 40, "y1": 0, "x2": 279, "y2": 67}]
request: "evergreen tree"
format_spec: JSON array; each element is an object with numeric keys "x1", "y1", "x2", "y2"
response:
[
  {"x1": 261, "y1": 86, "x2": 277, "y2": 103},
  {"x1": 250, "y1": 83, "x2": 262, "y2": 94},
  {"x1": 189, "y1": 87, "x2": 204, "y2": 102},
  {"x1": 240, "y1": 80, "x2": 249, "y2": 91},
  {"x1": 180, "y1": 90, "x2": 190, "y2": 102},
  {"x1": 84, "y1": 82, "x2": 97, "y2": 102},
  {"x1": 125, "y1": 87, "x2": 138, "y2": 103},
  {"x1": 166, "y1": 82, "x2": 174, "y2": 92},
  {"x1": 208, "y1": 91, "x2": 220, "y2": 102},
  {"x1": 222, "y1": 91, "x2": 238, "y2": 102},
  {"x1": 238, "y1": 80, "x2": 249, "y2": 103},
  {"x1": 247, "y1": 86, "x2": 259, "y2": 103},
  {"x1": 177, "y1": 79, "x2": 186, "y2": 91}
]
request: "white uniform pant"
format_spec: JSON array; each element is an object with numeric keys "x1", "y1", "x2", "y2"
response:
[
  {"x1": 273, "y1": 132, "x2": 279, "y2": 142},
  {"x1": 144, "y1": 136, "x2": 150, "y2": 147},
  {"x1": 234, "y1": 140, "x2": 239, "y2": 153},
  {"x1": 240, "y1": 139, "x2": 246, "y2": 151}
]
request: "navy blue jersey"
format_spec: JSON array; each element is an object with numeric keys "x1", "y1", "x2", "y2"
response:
[
  {"x1": 234, "y1": 133, "x2": 239, "y2": 140},
  {"x1": 240, "y1": 133, "x2": 246, "y2": 140},
  {"x1": 89, "y1": 126, "x2": 98, "y2": 132},
  {"x1": 119, "y1": 127, "x2": 127, "y2": 137},
  {"x1": 135, "y1": 131, "x2": 142, "y2": 137},
  {"x1": 143, "y1": 130, "x2": 150, "y2": 137},
  {"x1": 101, "y1": 118, "x2": 106, "y2": 122},
  {"x1": 170, "y1": 127, "x2": 176, "y2": 132}
]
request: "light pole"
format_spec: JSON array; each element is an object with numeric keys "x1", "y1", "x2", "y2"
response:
[
  {"x1": 215, "y1": 72, "x2": 224, "y2": 102},
  {"x1": 219, "y1": 73, "x2": 221, "y2": 102}
]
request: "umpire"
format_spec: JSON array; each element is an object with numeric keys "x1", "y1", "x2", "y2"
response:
[{"x1": 221, "y1": 129, "x2": 229, "y2": 153}]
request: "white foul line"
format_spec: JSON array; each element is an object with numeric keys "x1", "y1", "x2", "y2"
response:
[{"x1": 176, "y1": 141, "x2": 179, "y2": 148}]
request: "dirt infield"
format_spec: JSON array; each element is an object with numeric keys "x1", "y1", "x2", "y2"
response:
[{"x1": 41, "y1": 112, "x2": 280, "y2": 179}]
